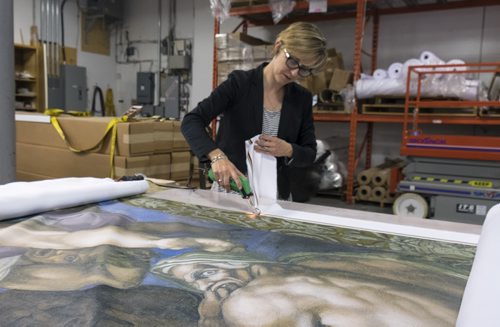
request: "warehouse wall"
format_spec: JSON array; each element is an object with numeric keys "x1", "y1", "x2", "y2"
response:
[
  {"x1": 11, "y1": 2, "x2": 500, "y2": 167},
  {"x1": 215, "y1": 6, "x2": 500, "y2": 166},
  {"x1": 13, "y1": 0, "x2": 117, "y2": 112}
]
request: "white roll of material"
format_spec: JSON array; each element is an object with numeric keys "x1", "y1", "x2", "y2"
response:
[
  {"x1": 387, "y1": 62, "x2": 404, "y2": 79},
  {"x1": 420, "y1": 51, "x2": 444, "y2": 65},
  {"x1": 402, "y1": 58, "x2": 423, "y2": 79},
  {"x1": 373, "y1": 69, "x2": 388, "y2": 80},
  {"x1": 419, "y1": 51, "x2": 445, "y2": 79},
  {"x1": 0, "y1": 177, "x2": 149, "y2": 220},
  {"x1": 355, "y1": 78, "x2": 405, "y2": 99},
  {"x1": 446, "y1": 59, "x2": 466, "y2": 72},
  {"x1": 457, "y1": 204, "x2": 500, "y2": 326}
]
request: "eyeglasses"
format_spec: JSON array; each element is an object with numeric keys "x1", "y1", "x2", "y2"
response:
[{"x1": 282, "y1": 47, "x2": 313, "y2": 78}]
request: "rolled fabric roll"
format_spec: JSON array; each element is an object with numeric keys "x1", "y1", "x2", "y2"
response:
[
  {"x1": 357, "y1": 167, "x2": 379, "y2": 185},
  {"x1": 373, "y1": 69, "x2": 388, "y2": 80},
  {"x1": 457, "y1": 204, "x2": 500, "y2": 326},
  {"x1": 355, "y1": 78, "x2": 405, "y2": 99},
  {"x1": 419, "y1": 51, "x2": 445, "y2": 79},
  {"x1": 357, "y1": 185, "x2": 372, "y2": 201},
  {"x1": 420, "y1": 51, "x2": 444, "y2": 65},
  {"x1": 372, "y1": 168, "x2": 391, "y2": 187},
  {"x1": 370, "y1": 186, "x2": 387, "y2": 202},
  {"x1": 387, "y1": 62, "x2": 404, "y2": 79},
  {"x1": 402, "y1": 58, "x2": 423, "y2": 79},
  {"x1": 446, "y1": 59, "x2": 467, "y2": 72}
]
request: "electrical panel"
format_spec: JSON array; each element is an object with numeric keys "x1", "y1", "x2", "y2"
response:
[
  {"x1": 61, "y1": 65, "x2": 88, "y2": 112},
  {"x1": 48, "y1": 65, "x2": 87, "y2": 112},
  {"x1": 136, "y1": 72, "x2": 155, "y2": 105}
]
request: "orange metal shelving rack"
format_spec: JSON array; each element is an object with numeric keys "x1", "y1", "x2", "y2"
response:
[
  {"x1": 401, "y1": 63, "x2": 500, "y2": 161},
  {"x1": 212, "y1": 0, "x2": 500, "y2": 205}
]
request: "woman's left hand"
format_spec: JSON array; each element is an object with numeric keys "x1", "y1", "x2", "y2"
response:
[{"x1": 255, "y1": 134, "x2": 293, "y2": 158}]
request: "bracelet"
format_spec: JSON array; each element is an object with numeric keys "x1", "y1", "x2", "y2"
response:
[{"x1": 210, "y1": 154, "x2": 227, "y2": 164}]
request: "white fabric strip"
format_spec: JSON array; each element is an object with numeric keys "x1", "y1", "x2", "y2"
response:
[
  {"x1": 149, "y1": 189, "x2": 480, "y2": 246},
  {"x1": 457, "y1": 203, "x2": 500, "y2": 326},
  {"x1": 245, "y1": 135, "x2": 277, "y2": 209},
  {"x1": 0, "y1": 177, "x2": 149, "y2": 220}
]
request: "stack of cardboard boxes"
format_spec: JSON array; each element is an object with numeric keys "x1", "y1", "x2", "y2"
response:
[
  {"x1": 216, "y1": 33, "x2": 274, "y2": 85},
  {"x1": 15, "y1": 113, "x2": 191, "y2": 182},
  {"x1": 299, "y1": 49, "x2": 354, "y2": 112}
]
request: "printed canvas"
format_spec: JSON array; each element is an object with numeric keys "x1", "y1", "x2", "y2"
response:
[{"x1": 0, "y1": 195, "x2": 475, "y2": 326}]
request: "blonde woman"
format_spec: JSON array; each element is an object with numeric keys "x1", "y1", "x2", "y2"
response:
[{"x1": 182, "y1": 22, "x2": 327, "y2": 200}]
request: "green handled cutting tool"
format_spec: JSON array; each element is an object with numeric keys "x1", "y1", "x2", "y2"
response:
[{"x1": 208, "y1": 169, "x2": 253, "y2": 198}]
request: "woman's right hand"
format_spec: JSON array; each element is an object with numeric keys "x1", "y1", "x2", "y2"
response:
[{"x1": 209, "y1": 150, "x2": 244, "y2": 190}]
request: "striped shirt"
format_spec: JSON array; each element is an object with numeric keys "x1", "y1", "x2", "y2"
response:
[{"x1": 262, "y1": 108, "x2": 281, "y2": 136}]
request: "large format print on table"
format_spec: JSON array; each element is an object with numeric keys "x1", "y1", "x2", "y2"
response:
[{"x1": 0, "y1": 194, "x2": 475, "y2": 326}]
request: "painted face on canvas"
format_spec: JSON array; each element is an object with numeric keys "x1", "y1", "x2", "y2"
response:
[{"x1": 168, "y1": 263, "x2": 254, "y2": 298}]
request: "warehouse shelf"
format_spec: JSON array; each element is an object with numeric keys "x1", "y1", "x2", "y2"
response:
[
  {"x1": 15, "y1": 44, "x2": 43, "y2": 113},
  {"x1": 401, "y1": 63, "x2": 500, "y2": 161},
  {"x1": 214, "y1": 0, "x2": 500, "y2": 204}
]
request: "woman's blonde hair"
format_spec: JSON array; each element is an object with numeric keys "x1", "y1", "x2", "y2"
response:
[{"x1": 275, "y1": 22, "x2": 328, "y2": 72}]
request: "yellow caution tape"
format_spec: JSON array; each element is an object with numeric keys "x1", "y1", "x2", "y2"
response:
[
  {"x1": 412, "y1": 176, "x2": 493, "y2": 188},
  {"x1": 469, "y1": 180, "x2": 493, "y2": 188},
  {"x1": 44, "y1": 109, "x2": 128, "y2": 179}
]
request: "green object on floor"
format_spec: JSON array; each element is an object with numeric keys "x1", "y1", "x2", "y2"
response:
[{"x1": 208, "y1": 169, "x2": 253, "y2": 198}]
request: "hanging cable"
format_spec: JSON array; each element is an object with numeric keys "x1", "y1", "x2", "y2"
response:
[{"x1": 91, "y1": 85, "x2": 105, "y2": 116}]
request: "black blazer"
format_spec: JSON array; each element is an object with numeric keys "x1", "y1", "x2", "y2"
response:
[{"x1": 181, "y1": 63, "x2": 317, "y2": 199}]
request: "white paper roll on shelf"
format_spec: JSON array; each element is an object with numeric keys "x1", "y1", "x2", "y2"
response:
[
  {"x1": 446, "y1": 59, "x2": 467, "y2": 72},
  {"x1": 402, "y1": 58, "x2": 423, "y2": 79},
  {"x1": 388, "y1": 62, "x2": 404, "y2": 79},
  {"x1": 355, "y1": 78, "x2": 405, "y2": 99},
  {"x1": 373, "y1": 69, "x2": 387, "y2": 80},
  {"x1": 419, "y1": 51, "x2": 444, "y2": 65},
  {"x1": 419, "y1": 51, "x2": 445, "y2": 79}
]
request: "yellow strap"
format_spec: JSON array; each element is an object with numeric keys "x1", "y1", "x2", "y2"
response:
[
  {"x1": 44, "y1": 109, "x2": 90, "y2": 117},
  {"x1": 44, "y1": 109, "x2": 128, "y2": 179},
  {"x1": 105, "y1": 88, "x2": 116, "y2": 117}
]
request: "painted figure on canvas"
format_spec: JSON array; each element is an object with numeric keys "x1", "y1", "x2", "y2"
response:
[
  {"x1": 152, "y1": 251, "x2": 466, "y2": 326},
  {"x1": 0, "y1": 200, "x2": 472, "y2": 326}
]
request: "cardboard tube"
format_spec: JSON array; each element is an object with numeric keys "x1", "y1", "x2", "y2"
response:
[
  {"x1": 372, "y1": 168, "x2": 391, "y2": 187},
  {"x1": 357, "y1": 185, "x2": 372, "y2": 201},
  {"x1": 357, "y1": 168, "x2": 379, "y2": 185},
  {"x1": 370, "y1": 186, "x2": 387, "y2": 202}
]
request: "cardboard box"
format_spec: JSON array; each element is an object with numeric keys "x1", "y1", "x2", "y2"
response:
[
  {"x1": 16, "y1": 142, "x2": 171, "y2": 180},
  {"x1": 170, "y1": 151, "x2": 191, "y2": 181},
  {"x1": 329, "y1": 68, "x2": 353, "y2": 92},
  {"x1": 16, "y1": 114, "x2": 174, "y2": 156},
  {"x1": 215, "y1": 33, "x2": 271, "y2": 49},
  {"x1": 172, "y1": 121, "x2": 190, "y2": 151},
  {"x1": 153, "y1": 120, "x2": 174, "y2": 154}
]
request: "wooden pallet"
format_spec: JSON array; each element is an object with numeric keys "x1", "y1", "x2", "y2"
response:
[
  {"x1": 479, "y1": 107, "x2": 500, "y2": 117},
  {"x1": 369, "y1": 96, "x2": 461, "y2": 105},
  {"x1": 362, "y1": 103, "x2": 478, "y2": 116},
  {"x1": 314, "y1": 102, "x2": 347, "y2": 114}
]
